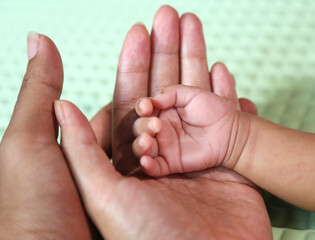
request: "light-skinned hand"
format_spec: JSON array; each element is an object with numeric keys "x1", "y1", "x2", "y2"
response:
[{"x1": 132, "y1": 83, "x2": 251, "y2": 177}]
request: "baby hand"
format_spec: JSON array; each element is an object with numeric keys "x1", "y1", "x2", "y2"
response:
[{"x1": 132, "y1": 85, "x2": 243, "y2": 177}]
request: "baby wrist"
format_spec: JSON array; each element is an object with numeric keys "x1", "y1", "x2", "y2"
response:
[{"x1": 222, "y1": 111, "x2": 252, "y2": 170}]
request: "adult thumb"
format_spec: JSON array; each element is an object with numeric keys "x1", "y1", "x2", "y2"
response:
[{"x1": 5, "y1": 32, "x2": 63, "y2": 142}]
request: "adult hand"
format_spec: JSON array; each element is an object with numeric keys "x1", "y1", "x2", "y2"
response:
[
  {"x1": 0, "y1": 33, "x2": 96, "y2": 239},
  {"x1": 60, "y1": 6, "x2": 272, "y2": 239}
]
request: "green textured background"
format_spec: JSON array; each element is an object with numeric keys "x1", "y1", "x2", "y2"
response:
[{"x1": 0, "y1": 0, "x2": 315, "y2": 238}]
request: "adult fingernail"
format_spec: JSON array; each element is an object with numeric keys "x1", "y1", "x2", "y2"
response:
[
  {"x1": 54, "y1": 100, "x2": 65, "y2": 126},
  {"x1": 134, "y1": 21, "x2": 145, "y2": 26},
  {"x1": 27, "y1": 31, "x2": 40, "y2": 61}
]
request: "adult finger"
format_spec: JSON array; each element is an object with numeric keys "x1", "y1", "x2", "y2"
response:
[
  {"x1": 180, "y1": 13, "x2": 210, "y2": 90},
  {"x1": 90, "y1": 102, "x2": 112, "y2": 156},
  {"x1": 210, "y1": 62, "x2": 238, "y2": 103},
  {"x1": 114, "y1": 24, "x2": 150, "y2": 116},
  {"x1": 210, "y1": 63, "x2": 258, "y2": 114},
  {"x1": 149, "y1": 5, "x2": 180, "y2": 96},
  {"x1": 113, "y1": 24, "x2": 150, "y2": 174},
  {"x1": 4, "y1": 32, "x2": 63, "y2": 143},
  {"x1": 55, "y1": 100, "x2": 122, "y2": 236}
]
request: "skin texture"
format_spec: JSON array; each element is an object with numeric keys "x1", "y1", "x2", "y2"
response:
[
  {"x1": 235, "y1": 114, "x2": 315, "y2": 211},
  {"x1": 67, "y1": 5, "x2": 271, "y2": 239},
  {"x1": 133, "y1": 77, "x2": 315, "y2": 211},
  {"x1": 132, "y1": 84, "x2": 250, "y2": 177},
  {"x1": 0, "y1": 5, "x2": 272, "y2": 240},
  {"x1": 0, "y1": 35, "x2": 93, "y2": 240}
]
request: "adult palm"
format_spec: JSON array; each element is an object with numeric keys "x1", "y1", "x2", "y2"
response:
[{"x1": 62, "y1": 6, "x2": 272, "y2": 239}]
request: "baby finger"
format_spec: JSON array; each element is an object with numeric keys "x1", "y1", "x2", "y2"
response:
[{"x1": 133, "y1": 117, "x2": 162, "y2": 137}]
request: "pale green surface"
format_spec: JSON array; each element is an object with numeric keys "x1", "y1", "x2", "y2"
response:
[{"x1": 0, "y1": 0, "x2": 315, "y2": 238}]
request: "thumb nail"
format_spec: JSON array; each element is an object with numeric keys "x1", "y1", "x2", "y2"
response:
[
  {"x1": 54, "y1": 100, "x2": 65, "y2": 126},
  {"x1": 27, "y1": 31, "x2": 40, "y2": 61}
]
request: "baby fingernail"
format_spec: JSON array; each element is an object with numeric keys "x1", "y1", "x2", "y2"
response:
[
  {"x1": 148, "y1": 120, "x2": 156, "y2": 131},
  {"x1": 139, "y1": 100, "x2": 146, "y2": 111},
  {"x1": 149, "y1": 118, "x2": 160, "y2": 132},
  {"x1": 138, "y1": 136, "x2": 146, "y2": 148}
]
